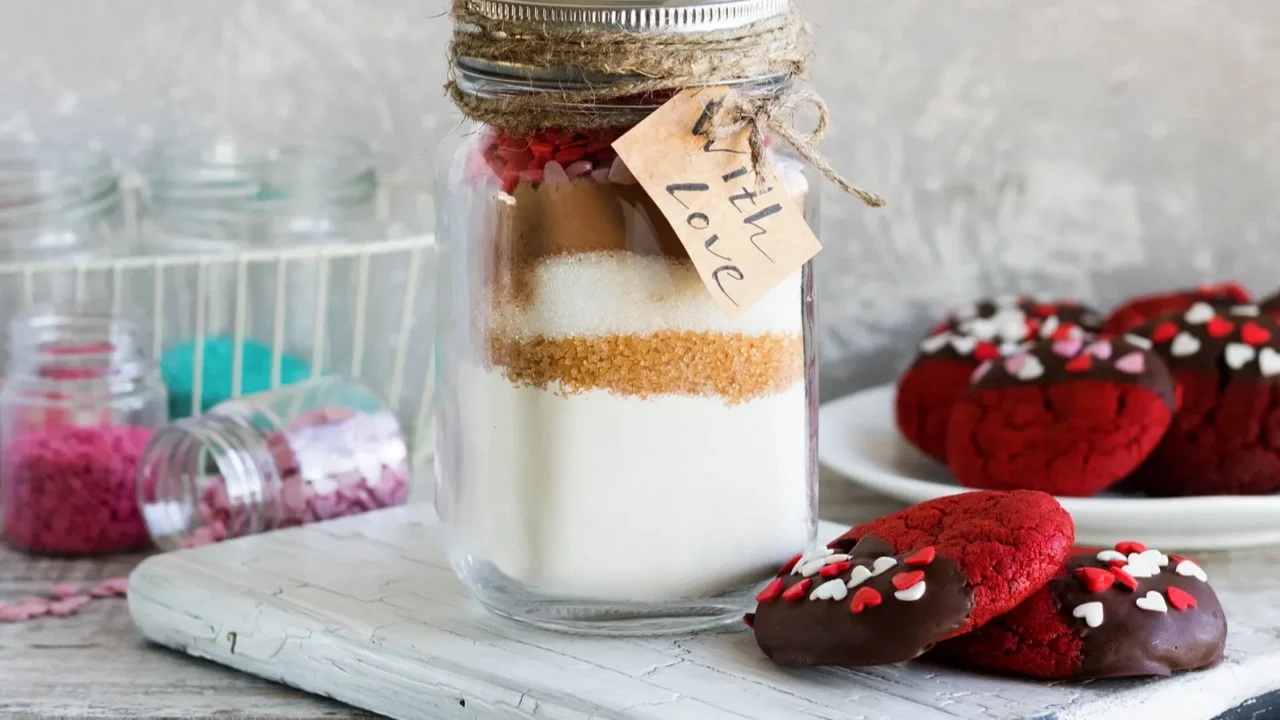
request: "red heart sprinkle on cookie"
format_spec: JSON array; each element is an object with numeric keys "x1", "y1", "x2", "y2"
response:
[
  {"x1": 1242, "y1": 322, "x2": 1273, "y2": 346},
  {"x1": 1207, "y1": 317, "x2": 1235, "y2": 338},
  {"x1": 974, "y1": 342, "x2": 1001, "y2": 361},
  {"x1": 756, "y1": 578, "x2": 784, "y2": 603},
  {"x1": 1116, "y1": 540, "x2": 1147, "y2": 554},
  {"x1": 892, "y1": 570, "x2": 925, "y2": 591},
  {"x1": 904, "y1": 546, "x2": 936, "y2": 566},
  {"x1": 820, "y1": 561, "x2": 852, "y2": 579},
  {"x1": 1075, "y1": 566, "x2": 1116, "y2": 593},
  {"x1": 781, "y1": 579, "x2": 811, "y2": 601},
  {"x1": 849, "y1": 586, "x2": 883, "y2": 614},
  {"x1": 1065, "y1": 354, "x2": 1093, "y2": 372},
  {"x1": 1110, "y1": 566, "x2": 1139, "y2": 591},
  {"x1": 778, "y1": 553, "x2": 802, "y2": 576},
  {"x1": 1051, "y1": 324, "x2": 1077, "y2": 341},
  {"x1": 1032, "y1": 304, "x2": 1057, "y2": 318},
  {"x1": 1151, "y1": 321, "x2": 1180, "y2": 343},
  {"x1": 1025, "y1": 319, "x2": 1042, "y2": 337},
  {"x1": 1169, "y1": 554, "x2": 1187, "y2": 565},
  {"x1": 1167, "y1": 586, "x2": 1198, "y2": 611}
]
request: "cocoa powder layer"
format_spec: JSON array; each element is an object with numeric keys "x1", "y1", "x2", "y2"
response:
[{"x1": 489, "y1": 330, "x2": 804, "y2": 405}]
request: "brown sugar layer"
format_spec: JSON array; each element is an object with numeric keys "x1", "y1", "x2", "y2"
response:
[{"x1": 489, "y1": 330, "x2": 804, "y2": 405}]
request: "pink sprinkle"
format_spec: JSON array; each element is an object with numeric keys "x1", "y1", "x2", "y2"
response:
[
  {"x1": 564, "y1": 160, "x2": 594, "y2": 178},
  {"x1": 1115, "y1": 352, "x2": 1146, "y2": 375},
  {"x1": 49, "y1": 582, "x2": 80, "y2": 599},
  {"x1": 1051, "y1": 338, "x2": 1083, "y2": 358}
]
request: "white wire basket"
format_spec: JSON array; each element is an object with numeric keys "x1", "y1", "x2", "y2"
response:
[{"x1": 0, "y1": 173, "x2": 438, "y2": 468}]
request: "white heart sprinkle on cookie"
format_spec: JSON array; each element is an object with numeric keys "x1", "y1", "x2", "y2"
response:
[
  {"x1": 1176, "y1": 559, "x2": 1208, "y2": 582},
  {"x1": 846, "y1": 565, "x2": 873, "y2": 588},
  {"x1": 1125, "y1": 334, "x2": 1154, "y2": 351},
  {"x1": 1039, "y1": 316, "x2": 1060, "y2": 339},
  {"x1": 1073, "y1": 602, "x2": 1104, "y2": 628},
  {"x1": 950, "y1": 336, "x2": 977, "y2": 356},
  {"x1": 1225, "y1": 343, "x2": 1258, "y2": 370},
  {"x1": 809, "y1": 579, "x2": 849, "y2": 602},
  {"x1": 1136, "y1": 591, "x2": 1168, "y2": 613},
  {"x1": 870, "y1": 556, "x2": 898, "y2": 576},
  {"x1": 894, "y1": 581, "x2": 927, "y2": 602},
  {"x1": 1096, "y1": 550, "x2": 1127, "y2": 563},
  {"x1": 1171, "y1": 332, "x2": 1202, "y2": 358},
  {"x1": 1230, "y1": 305, "x2": 1261, "y2": 317},
  {"x1": 1185, "y1": 302, "x2": 1216, "y2": 325},
  {"x1": 1015, "y1": 355, "x2": 1045, "y2": 381},
  {"x1": 1260, "y1": 348, "x2": 1280, "y2": 378}
]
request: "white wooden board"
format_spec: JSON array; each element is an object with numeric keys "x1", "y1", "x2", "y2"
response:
[{"x1": 128, "y1": 505, "x2": 1280, "y2": 720}]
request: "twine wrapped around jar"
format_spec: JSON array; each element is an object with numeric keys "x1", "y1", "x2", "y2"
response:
[{"x1": 445, "y1": 0, "x2": 884, "y2": 208}]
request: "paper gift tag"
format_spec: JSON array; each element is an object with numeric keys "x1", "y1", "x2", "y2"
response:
[{"x1": 613, "y1": 86, "x2": 821, "y2": 320}]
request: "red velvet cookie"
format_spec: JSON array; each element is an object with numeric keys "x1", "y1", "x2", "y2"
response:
[
  {"x1": 931, "y1": 541, "x2": 1227, "y2": 679},
  {"x1": 1125, "y1": 303, "x2": 1280, "y2": 496},
  {"x1": 1102, "y1": 281, "x2": 1251, "y2": 336},
  {"x1": 836, "y1": 490, "x2": 1073, "y2": 635},
  {"x1": 945, "y1": 337, "x2": 1175, "y2": 497},
  {"x1": 896, "y1": 297, "x2": 1102, "y2": 463}
]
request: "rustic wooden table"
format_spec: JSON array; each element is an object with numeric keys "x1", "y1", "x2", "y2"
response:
[{"x1": 1, "y1": 474, "x2": 1270, "y2": 719}]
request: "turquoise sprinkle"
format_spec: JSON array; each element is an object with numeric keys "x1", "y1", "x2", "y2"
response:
[{"x1": 161, "y1": 337, "x2": 313, "y2": 418}]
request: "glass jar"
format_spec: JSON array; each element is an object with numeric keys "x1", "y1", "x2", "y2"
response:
[
  {"x1": 0, "y1": 308, "x2": 168, "y2": 555},
  {"x1": 137, "y1": 376, "x2": 411, "y2": 550},
  {"x1": 434, "y1": 1, "x2": 819, "y2": 633}
]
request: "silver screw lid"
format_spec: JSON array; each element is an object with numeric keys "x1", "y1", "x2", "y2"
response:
[{"x1": 458, "y1": 0, "x2": 792, "y2": 34}]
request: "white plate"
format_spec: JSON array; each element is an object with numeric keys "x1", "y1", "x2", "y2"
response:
[{"x1": 818, "y1": 383, "x2": 1280, "y2": 550}]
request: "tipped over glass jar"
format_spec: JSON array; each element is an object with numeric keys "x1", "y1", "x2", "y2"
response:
[{"x1": 433, "y1": 0, "x2": 823, "y2": 634}]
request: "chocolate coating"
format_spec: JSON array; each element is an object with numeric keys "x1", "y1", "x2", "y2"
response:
[
  {"x1": 751, "y1": 536, "x2": 974, "y2": 668},
  {"x1": 1055, "y1": 554, "x2": 1226, "y2": 678},
  {"x1": 971, "y1": 337, "x2": 1177, "y2": 409}
]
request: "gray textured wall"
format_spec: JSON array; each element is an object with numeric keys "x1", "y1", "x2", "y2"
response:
[{"x1": 3, "y1": 0, "x2": 1278, "y2": 399}]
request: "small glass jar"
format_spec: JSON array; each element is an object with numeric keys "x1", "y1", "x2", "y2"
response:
[
  {"x1": 137, "y1": 376, "x2": 411, "y2": 550},
  {"x1": 0, "y1": 308, "x2": 168, "y2": 555},
  {"x1": 434, "y1": 1, "x2": 819, "y2": 633}
]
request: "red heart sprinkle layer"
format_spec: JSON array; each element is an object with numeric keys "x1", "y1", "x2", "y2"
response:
[
  {"x1": 743, "y1": 613, "x2": 755, "y2": 629},
  {"x1": 781, "y1": 579, "x2": 811, "y2": 602},
  {"x1": 1151, "y1": 321, "x2": 1180, "y2": 343},
  {"x1": 1110, "y1": 567, "x2": 1138, "y2": 591},
  {"x1": 1032, "y1": 304, "x2": 1058, "y2": 318},
  {"x1": 756, "y1": 578, "x2": 784, "y2": 603},
  {"x1": 974, "y1": 342, "x2": 1001, "y2": 361},
  {"x1": 904, "y1": 546, "x2": 937, "y2": 567},
  {"x1": 1169, "y1": 554, "x2": 1187, "y2": 565},
  {"x1": 820, "y1": 561, "x2": 852, "y2": 579},
  {"x1": 892, "y1": 570, "x2": 925, "y2": 591},
  {"x1": 1075, "y1": 566, "x2": 1116, "y2": 593},
  {"x1": 1207, "y1": 317, "x2": 1235, "y2": 338},
  {"x1": 849, "y1": 586, "x2": 883, "y2": 614},
  {"x1": 1242, "y1": 322, "x2": 1273, "y2": 346},
  {"x1": 1115, "y1": 540, "x2": 1147, "y2": 554},
  {"x1": 778, "y1": 553, "x2": 802, "y2": 576},
  {"x1": 1166, "y1": 586, "x2": 1198, "y2": 611},
  {"x1": 1107, "y1": 560, "x2": 1128, "y2": 569},
  {"x1": 1065, "y1": 354, "x2": 1093, "y2": 372},
  {"x1": 1051, "y1": 324, "x2": 1077, "y2": 341}
]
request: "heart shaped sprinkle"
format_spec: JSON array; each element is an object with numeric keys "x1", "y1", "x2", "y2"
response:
[
  {"x1": 1039, "y1": 316, "x2": 1061, "y2": 338},
  {"x1": 1072, "y1": 601, "x2": 1104, "y2": 628},
  {"x1": 1176, "y1": 560, "x2": 1208, "y2": 582},
  {"x1": 1116, "y1": 540, "x2": 1147, "y2": 555},
  {"x1": 809, "y1": 578, "x2": 849, "y2": 602},
  {"x1": 1136, "y1": 590, "x2": 1168, "y2": 613},
  {"x1": 1169, "y1": 554, "x2": 1187, "y2": 565},
  {"x1": 920, "y1": 333, "x2": 953, "y2": 354},
  {"x1": 1096, "y1": 549, "x2": 1128, "y2": 563},
  {"x1": 846, "y1": 565, "x2": 874, "y2": 589},
  {"x1": 1125, "y1": 334, "x2": 1154, "y2": 351},
  {"x1": 1122, "y1": 555, "x2": 1158, "y2": 578},
  {"x1": 1260, "y1": 348, "x2": 1280, "y2": 378},
  {"x1": 1225, "y1": 343, "x2": 1258, "y2": 370},
  {"x1": 1075, "y1": 566, "x2": 1116, "y2": 593},
  {"x1": 791, "y1": 547, "x2": 833, "y2": 575},
  {"x1": 1230, "y1": 305, "x2": 1261, "y2": 317},
  {"x1": 1242, "y1": 322, "x2": 1273, "y2": 346},
  {"x1": 1171, "y1": 332, "x2": 1202, "y2": 357},
  {"x1": 1065, "y1": 354, "x2": 1093, "y2": 373},
  {"x1": 819, "y1": 561, "x2": 852, "y2": 579},
  {"x1": 971, "y1": 360, "x2": 994, "y2": 383},
  {"x1": 1166, "y1": 586, "x2": 1198, "y2": 611},
  {"x1": 1032, "y1": 304, "x2": 1057, "y2": 318},
  {"x1": 891, "y1": 570, "x2": 925, "y2": 591},
  {"x1": 1004, "y1": 354, "x2": 1029, "y2": 375},
  {"x1": 778, "y1": 553, "x2": 803, "y2": 576},
  {"x1": 894, "y1": 581, "x2": 927, "y2": 602},
  {"x1": 781, "y1": 579, "x2": 812, "y2": 601},
  {"x1": 849, "y1": 587, "x2": 883, "y2": 614},
  {"x1": 966, "y1": 319, "x2": 999, "y2": 341},
  {"x1": 1115, "y1": 352, "x2": 1146, "y2": 375},
  {"x1": 973, "y1": 342, "x2": 1001, "y2": 361},
  {"x1": 999, "y1": 320, "x2": 1029, "y2": 343},
  {"x1": 1053, "y1": 338, "x2": 1084, "y2": 357},
  {"x1": 1185, "y1": 302, "x2": 1216, "y2": 325},
  {"x1": 1086, "y1": 340, "x2": 1113, "y2": 360},
  {"x1": 1110, "y1": 566, "x2": 1139, "y2": 591},
  {"x1": 904, "y1": 546, "x2": 936, "y2": 567},
  {"x1": 1015, "y1": 355, "x2": 1046, "y2": 381},
  {"x1": 1150, "y1": 322, "x2": 1180, "y2": 343},
  {"x1": 1206, "y1": 316, "x2": 1235, "y2": 338},
  {"x1": 1138, "y1": 549, "x2": 1169, "y2": 568},
  {"x1": 950, "y1": 336, "x2": 978, "y2": 355},
  {"x1": 756, "y1": 578, "x2": 784, "y2": 603},
  {"x1": 1051, "y1": 324, "x2": 1079, "y2": 342},
  {"x1": 870, "y1": 556, "x2": 898, "y2": 576}
]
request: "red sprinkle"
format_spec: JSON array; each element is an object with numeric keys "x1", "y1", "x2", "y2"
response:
[
  {"x1": 1032, "y1": 305, "x2": 1058, "y2": 318},
  {"x1": 1110, "y1": 566, "x2": 1139, "y2": 591},
  {"x1": 1150, "y1": 321, "x2": 1180, "y2": 343},
  {"x1": 849, "y1": 587, "x2": 883, "y2": 614},
  {"x1": 1051, "y1": 323, "x2": 1077, "y2": 341},
  {"x1": 1206, "y1": 317, "x2": 1235, "y2": 338},
  {"x1": 1075, "y1": 567, "x2": 1116, "y2": 593},
  {"x1": 973, "y1": 342, "x2": 1001, "y2": 362},
  {"x1": 777, "y1": 553, "x2": 802, "y2": 576},
  {"x1": 1242, "y1": 322, "x2": 1273, "y2": 346},
  {"x1": 819, "y1": 561, "x2": 852, "y2": 579},
  {"x1": 904, "y1": 547, "x2": 936, "y2": 567},
  {"x1": 1169, "y1": 554, "x2": 1188, "y2": 565},
  {"x1": 781, "y1": 579, "x2": 811, "y2": 602},
  {"x1": 891, "y1": 570, "x2": 925, "y2": 591},
  {"x1": 755, "y1": 578, "x2": 784, "y2": 603},
  {"x1": 1166, "y1": 586, "x2": 1198, "y2": 611},
  {"x1": 1065, "y1": 354, "x2": 1093, "y2": 372},
  {"x1": 1115, "y1": 541, "x2": 1147, "y2": 555}
]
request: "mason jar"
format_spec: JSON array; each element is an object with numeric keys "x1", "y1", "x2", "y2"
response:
[
  {"x1": 433, "y1": 0, "x2": 820, "y2": 633},
  {"x1": 0, "y1": 308, "x2": 167, "y2": 555},
  {"x1": 137, "y1": 377, "x2": 411, "y2": 550}
]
